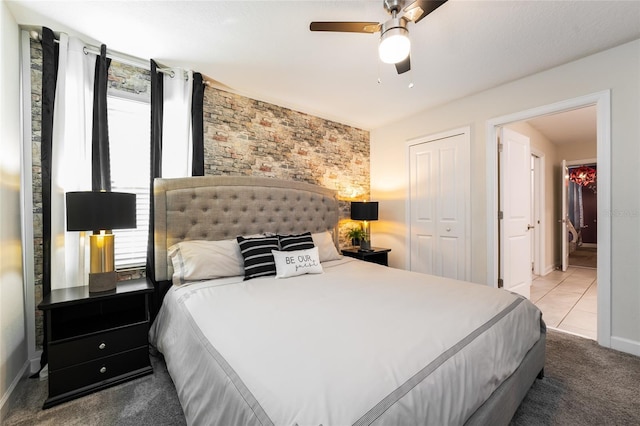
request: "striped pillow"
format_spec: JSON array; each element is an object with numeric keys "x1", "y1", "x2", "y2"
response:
[
  {"x1": 278, "y1": 232, "x2": 315, "y2": 252},
  {"x1": 236, "y1": 236, "x2": 280, "y2": 280}
]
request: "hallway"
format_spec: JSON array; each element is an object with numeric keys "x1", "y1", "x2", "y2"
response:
[{"x1": 531, "y1": 267, "x2": 597, "y2": 340}]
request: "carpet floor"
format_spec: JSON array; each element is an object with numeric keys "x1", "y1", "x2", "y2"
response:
[
  {"x1": 3, "y1": 355, "x2": 186, "y2": 426},
  {"x1": 510, "y1": 329, "x2": 640, "y2": 425},
  {"x1": 4, "y1": 330, "x2": 639, "y2": 425}
]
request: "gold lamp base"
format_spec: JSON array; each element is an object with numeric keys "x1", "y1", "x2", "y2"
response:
[{"x1": 89, "y1": 231, "x2": 117, "y2": 293}]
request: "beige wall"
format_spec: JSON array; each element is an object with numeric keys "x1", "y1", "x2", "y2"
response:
[
  {"x1": 556, "y1": 139, "x2": 597, "y2": 161},
  {"x1": 0, "y1": 2, "x2": 28, "y2": 419},
  {"x1": 370, "y1": 39, "x2": 640, "y2": 352}
]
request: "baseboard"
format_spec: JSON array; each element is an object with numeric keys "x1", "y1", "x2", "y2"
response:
[
  {"x1": 0, "y1": 350, "x2": 42, "y2": 423},
  {"x1": 611, "y1": 335, "x2": 640, "y2": 357},
  {"x1": 0, "y1": 358, "x2": 30, "y2": 423},
  {"x1": 30, "y1": 350, "x2": 43, "y2": 376},
  {"x1": 541, "y1": 263, "x2": 558, "y2": 276}
]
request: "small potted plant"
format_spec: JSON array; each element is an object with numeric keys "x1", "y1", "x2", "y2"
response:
[{"x1": 346, "y1": 225, "x2": 367, "y2": 248}]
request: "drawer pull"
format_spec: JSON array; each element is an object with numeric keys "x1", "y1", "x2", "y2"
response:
[
  {"x1": 99, "y1": 366, "x2": 107, "y2": 374},
  {"x1": 98, "y1": 342, "x2": 106, "y2": 350}
]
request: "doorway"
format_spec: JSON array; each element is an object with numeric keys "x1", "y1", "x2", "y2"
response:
[
  {"x1": 486, "y1": 91, "x2": 611, "y2": 347},
  {"x1": 565, "y1": 161, "x2": 598, "y2": 270},
  {"x1": 503, "y1": 111, "x2": 598, "y2": 339}
]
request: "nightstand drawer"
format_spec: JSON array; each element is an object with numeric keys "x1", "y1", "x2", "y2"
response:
[
  {"x1": 49, "y1": 322, "x2": 148, "y2": 370},
  {"x1": 48, "y1": 347, "x2": 150, "y2": 397}
]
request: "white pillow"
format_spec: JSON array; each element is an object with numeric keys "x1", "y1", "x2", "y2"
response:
[
  {"x1": 272, "y1": 247, "x2": 323, "y2": 278},
  {"x1": 312, "y1": 231, "x2": 342, "y2": 262},
  {"x1": 168, "y1": 239, "x2": 244, "y2": 285}
]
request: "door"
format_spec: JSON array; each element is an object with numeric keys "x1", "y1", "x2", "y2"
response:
[
  {"x1": 530, "y1": 152, "x2": 544, "y2": 276},
  {"x1": 499, "y1": 128, "x2": 531, "y2": 298},
  {"x1": 561, "y1": 159, "x2": 569, "y2": 271},
  {"x1": 409, "y1": 131, "x2": 469, "y2": 280}
]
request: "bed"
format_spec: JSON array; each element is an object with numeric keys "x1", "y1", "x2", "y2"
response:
[{"x1": 149, "y1": 176, "x2": 545, "y2": 426}]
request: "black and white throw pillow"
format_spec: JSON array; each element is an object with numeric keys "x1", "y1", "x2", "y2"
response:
[
  {"x1": 278, "y1": 232, "x2": 315, "y2": 252},
  {"x1": 236, "y1": 235, "x2": 280, "y2": 280}
]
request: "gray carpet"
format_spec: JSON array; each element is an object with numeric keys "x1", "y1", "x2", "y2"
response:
[
  {"x1": 3, "y1": 355, "x2": 185, "y2": 426},
  {"x1": 510, "y1": 330, "x2": 640, "y2": 425},
  {"x1": 4, "y1": 330, "x2": 639, "y2": 425}
]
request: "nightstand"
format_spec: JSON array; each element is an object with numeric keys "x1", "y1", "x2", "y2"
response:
[
  {"x1": 341, "y1": 247, "x2": 391, "y2": 266},
  {"x1": 38, "y1": 278, "x2": 154, "y2": 409}
]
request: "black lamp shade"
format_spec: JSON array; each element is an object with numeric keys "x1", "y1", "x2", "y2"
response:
[
  {"x1": 66, "y1": 191, "x2": 136, "y2": 231},
  {"x1": 351, "y1": 201, "x2": 379, "y2": 221}
]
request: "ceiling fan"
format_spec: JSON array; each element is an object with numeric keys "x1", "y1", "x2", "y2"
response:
[{"x1": 310, "y1": 0, "x2": 447, "y2": 75}]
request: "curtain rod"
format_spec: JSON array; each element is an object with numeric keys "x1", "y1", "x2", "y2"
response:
[
  {"x1": 83, "y1": 44, "x2": 209, "y2": 84},
  {"x1": 81, "y1": 45, "x2": 180, "y2": 78},
  {"x1": 29, "y1": 29, "x2": 209, "y2": 83},
  {"x1": 83, "y1": 44, "x2": 208, "y2": 84}
]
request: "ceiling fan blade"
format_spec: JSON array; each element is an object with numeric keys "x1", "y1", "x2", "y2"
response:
[
  {"x1": 395, "y1": 55, "x2": 411, "y2": 74},
  {"x1": 310, "y1": 21, "x2": 380, "y2": 33},
  {"x1": 404, "y1": 7, "x2": 425, "y2": 23},
  {"x1": 404, "y1": 0, "x2": 447, "y2": 24}
]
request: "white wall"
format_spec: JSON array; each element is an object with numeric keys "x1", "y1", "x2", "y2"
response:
[
  {"x1": 370, "y1": 39, "x2": 640, "y2": 352},
  {"x1": 0, "y1": 1, "x2": 28, "y2": 419}
]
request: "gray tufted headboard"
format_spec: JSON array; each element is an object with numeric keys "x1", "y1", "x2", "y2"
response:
[{"x1": 153, "y1": 176, "x2": 339, "y2": 282}]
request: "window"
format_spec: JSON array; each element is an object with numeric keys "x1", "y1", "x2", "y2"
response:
[{"x1": 108, "y1": 92, "x2": 150, "y2": 269}]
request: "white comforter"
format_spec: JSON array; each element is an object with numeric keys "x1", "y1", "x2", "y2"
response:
[{"x1": 150, "y1": 258, "x2": 541, "y2": 426}]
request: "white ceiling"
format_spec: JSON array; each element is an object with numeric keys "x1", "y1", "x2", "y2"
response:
[
  {"x1": 527, "y1": 105, "x2": 597, "y2": 146},
  {"x1": 6, "y1": 0, "x2": 640, "y2": 130}
]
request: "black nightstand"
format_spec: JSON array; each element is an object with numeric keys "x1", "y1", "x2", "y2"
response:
[
  {"x1": 341, "y1": 247, "x2": 391, "y2": 266},
  {"x1": 38, "y1": 278, "x2": 154, "y2": 409}
]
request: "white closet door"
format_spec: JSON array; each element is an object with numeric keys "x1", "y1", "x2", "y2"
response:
[{"x1": 409, "y1": 130, "x2": 469, "y2": 280}]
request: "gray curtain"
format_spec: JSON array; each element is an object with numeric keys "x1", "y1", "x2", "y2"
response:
[
  {"x1": 92, "y1": 44, "x2": 112, "y2": 191},
  {"x1": 191, "y1": 72, "x2": 205, "y2": 176},
  {"x1": 146, "y1": 59, "x2": 163, "y2": 284},
  {"x1": 37, "y1": 26, "x2": 59, "y2": 373}
]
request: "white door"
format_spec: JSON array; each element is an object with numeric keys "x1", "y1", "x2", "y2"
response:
[
  {"x1": 409, "y1": 131, "x2": 469, "y2": 280},
  {"x1": 530, "y1": 156, "x2": 536, "y2": 271},
  {"x1": 499, "y1": 128, "x2": 531, "y2": 298},
  {"x1": 530, "y1": 153, "x2": 542, "y2": 276},
  {"x1": 561, "y1": 159, "x2": 569, "y2": 271}
]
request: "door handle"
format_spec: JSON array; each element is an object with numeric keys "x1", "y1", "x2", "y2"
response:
[{"x1": 527, "y1": 224, "x2": 535, "y2": 230}]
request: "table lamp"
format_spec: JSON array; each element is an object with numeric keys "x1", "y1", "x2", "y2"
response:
[
  {"x1": 66, "y1": 191, "x2": 136, "y2": 293},
  {"x1": 350, "y1": 201, "x2": 379, "y2": 252}
]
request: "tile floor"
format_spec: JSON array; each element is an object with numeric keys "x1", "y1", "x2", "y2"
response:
[{"x1": 531, "y1": 266, "x2": 597, "y2": 340}]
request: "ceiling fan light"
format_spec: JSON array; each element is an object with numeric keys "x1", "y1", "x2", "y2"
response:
[{"x1": 378, "y1": 27, "x2": 410, "y2": 64}]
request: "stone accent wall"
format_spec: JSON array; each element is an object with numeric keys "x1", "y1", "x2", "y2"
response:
[
  {"x1": 203, "y1": 88, "x2": 370, "y2": 230},
  {"x1": 30, "y1": 40, "x2": 369, "y2": 349}
]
